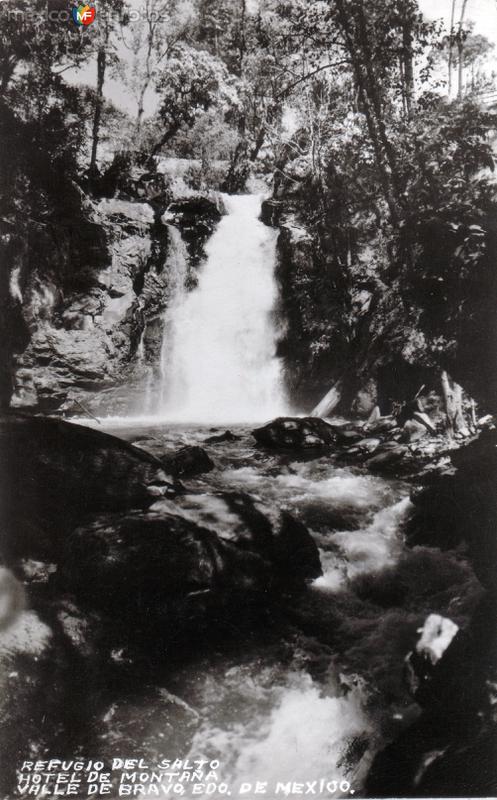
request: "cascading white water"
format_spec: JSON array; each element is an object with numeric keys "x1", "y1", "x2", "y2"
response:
[
  {"x1": 159, "y1": 194, "x2": 287, "y2": 423},
  {"x1": 157, "y1": 224, "x2": 190, "y2": 411}
]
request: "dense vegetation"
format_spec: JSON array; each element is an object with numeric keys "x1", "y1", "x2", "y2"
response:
[{"x1": 1, "y1": 0, "x2": 497, "y2": 421}]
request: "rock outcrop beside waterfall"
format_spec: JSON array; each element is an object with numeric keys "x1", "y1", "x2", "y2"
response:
[
  {"x1": 261, "y1": 175, "x2": 493, "y2": 424},
  {"x1": 263, "y1": 193, "x2": 451, "y2": 420},
  {"x1": 4, "y1": 172, "x2": 223, "y2": 415}
]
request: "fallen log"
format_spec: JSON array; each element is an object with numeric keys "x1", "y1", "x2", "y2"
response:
[{"x1": 310, "y1": 380, "x2": 343, "y2": 418}]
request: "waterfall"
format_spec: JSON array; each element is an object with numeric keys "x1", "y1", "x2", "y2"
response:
[
  {"x1": 157, "y1": 224, "x2": 190, "y2": 411},
  {"x1": 157, "y1": 194, "x2": 287, "y2": 423},
  {"x1": 136, "y1": 327, "x2": 155, "y2": 414}
]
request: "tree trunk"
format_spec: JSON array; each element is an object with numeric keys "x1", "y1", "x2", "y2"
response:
[
  {"x1": 399, "y1": 56, "x2": 408, "y2": 117},
  {"x1": 135, "y1": 17, "x2": 155, "y2": 134},
  {"x1": 334, "y1": 0, "x2": 400, "y2": 226},
  {"x1": 448, "y1": 0, "x2": 456, "y2": 97},
  {"x1": 470, "y1": 398, "x2": 477, "y2": 430},
  {"x1": 237, "y1": 0, "x2": 246, "y2": 75},
  {"x1": 149, "y1": 120, "x2": 183, "y2": 160},
  {"x1": 441, "y1": 370, "x2": 470, "y2": 436},
  {"x1": 457, "y1": 39, "x2": 464, "y2": 98},
  {"x1": 354, "y1": 1, "x2": 404, "y2": 205},
  {"x1": 457, "y1": 0, "x2": 469, "y2": 99},
  {"x1": 250, "y1": 126, "x2": 265, "y2": 161},
  {"x1": 89, "y1": 47, "x2": 107, "y2": 176},
  {"x1": 401, "y1": 2, "x2": 415, "y2": 118},
  {"x1": 311, "y1": 380, "x2": 343, "y2": 418},
  {"x1": 136, "y1": 78, "x2": 149, "y2": 133}
]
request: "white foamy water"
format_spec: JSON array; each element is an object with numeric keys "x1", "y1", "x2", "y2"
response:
[
  {"x1": 314, "y1": 496, "x2": 413, "y2": 591},
  {"x1": 65, "y1": 423, "x2": 415, "y2": 794},
  {"x1": 158, "y1": 225, "x2": 190, "y2": 412},
  {"x1": 159, "y1": 194, "x2": 287, "y2": 423},
  {"x1": 185, "y1": 664, "x2": 372, "y2": 799},
  {"x1": 217, "y1": 459, "x2": 411, "y2": 594}
]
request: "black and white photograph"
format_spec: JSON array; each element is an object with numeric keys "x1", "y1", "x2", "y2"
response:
[{"x1": 0, "y1": 0, "x2": 496, "y2": 797}]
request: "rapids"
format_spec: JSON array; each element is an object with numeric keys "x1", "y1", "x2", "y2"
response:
[
  {"x1": 93, "y1": 421, "x2": 428, "y2": 799},
  {"x1": 67, "y1": 198, "x2": 478, "y2": 798}
]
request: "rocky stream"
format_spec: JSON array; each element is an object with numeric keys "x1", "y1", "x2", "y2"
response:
[{"x1": 1, "y1": 187, "x2": 496, "y2": 799}]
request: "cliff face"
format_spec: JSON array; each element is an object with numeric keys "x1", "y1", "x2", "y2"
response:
[
  {"x1": 2, "y1": 177, "x2": 223, "y2": 416},
  {"x1": 262, "y1": 197, "x2": 441, "y2": 419},
  {"x1": 262, "y1": 151, "x2": 497, "y2": 420}
]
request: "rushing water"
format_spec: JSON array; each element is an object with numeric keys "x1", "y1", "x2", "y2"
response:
[
  {"x1": 68, "y1": 197, "x2": 478, "y2": 798},
  {"x1": 86, "y1": 421, "x2": 437, "y2": 799},
  {"x1": 158, "y1": 194, "x2": 287, "y2": 423}
]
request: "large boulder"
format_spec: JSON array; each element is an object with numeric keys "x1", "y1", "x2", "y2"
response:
[
  {"x1": 162, "y1": 445, "x2": 214, "y2": 478},
  {"x1": 252, "y1": 417, "x2": 336, "y2": 449},
  {"x1": 403, "y1": 418, "x2": 429, "y2": 442},
  {"x1": 365, "y1": 443, "x2": 409, "y2": 474},
  {"x1": 406, "y1": 430, "x2": 497, "y2": 588},
  {"x1": 0, "y1": 609, "x2": 59, "y2": 797},
  {"x1": 368, "y1": 431, "x2": 497, "y2": 797},
  {"x1": 366, "y1": 596, "x2": 497, "y2": 798},
  {"x1": 58, "y1": 492, "x2": 321, "y2": 642},
  {"x1": 205, "y1": 429, "x2": 240, "y2": 444},
  {"x1": 0, "y1": 414, "x2": 173, "y2": 563},
  {"x1": 149, "y1": 490, "x2": 322, "y2": 588}
]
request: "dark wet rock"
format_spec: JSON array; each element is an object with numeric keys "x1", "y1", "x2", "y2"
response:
[
  {"x1": 58, "y1": 493, "x2": 321, "y2": 638},
  {"x1": 252, "y1": 417, "x2": 336, "y2": 449},
  {"x1": 354, "y1": 437, "x2": 381, "y2": 454},
  {"x1": 150, "y1": 491, "x2": 322, "y2": 587},
  {"x1": 260, "y1": 198, "x2": 292, "y2": 227},
  {"x1": 165, "y1": 196, "x2": 224, "y2": 226},
  {"x1": 365, "y1": 444, "x2": 409, "y2": 473},
  {"x1": 205, "y1": 429, "x2": 241, "y2": 444},
  {"x1": 0, "y1": 610, "x2": 65, "y2": 797},
  {"x1": 412, "y1": 410, "x2": 437, "y2": 434},
  {"x1": 364, "y1": 416, "x2": 398, "y2": 434},
  {"x1": 59, "y1": 512, "x2": 246, "y2": 626},
  {"x1": 0, "y1": 414, "x2": 173, "y2": 563},
  {"x1": 366, "y1": 595, "x2": 497, "y2": 798},
  {"x1": 406, "y1": 430, "x2": 497, "y2": 588},
  {"x1": 274, "y1": 511, "x2": 323, "y2": 583},
  {"x1": 55, "y1": 599, "x2": 107, "y2": 662},
  {"x1": 333, "y1": 427, "x2": 365, "y2": 446},
  {"x1": 449, "y1": 427, "x2": 497, "y2": 475},
  {"x1": 162, "y1": 445, "x2": 214, "y2": 478},
  {"x1": 338, "y1": 436, "x2": 382, "y2": 463},
  {"x1": 403, "y1": 418, "x2": 429, "y2": 442},
  {"x1": 164, "y1": 196, "x2": 224, "y2": 268},
  {"x1": 351, "y1": 379, "x2": 379, "y2": 418}
]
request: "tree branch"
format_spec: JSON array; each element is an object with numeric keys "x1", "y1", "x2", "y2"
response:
[{"x1": 276, "y1": 59, "x2": 351, "y2": 99}]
